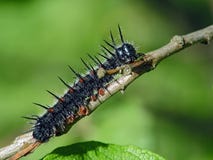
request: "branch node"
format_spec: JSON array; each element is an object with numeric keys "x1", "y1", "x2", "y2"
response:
[
  {"x1": 201, "y1": 33, "x2": 211, "y2": 45},
  {"x1": 119, "y1": 83, "x2": 126, "y2": 94},
  {"x1": 121, "y1": 65, "x2": 132, "y2": 76},
  {"x1": 171, "y1": 35, "x2": 185, "y2": 47}
]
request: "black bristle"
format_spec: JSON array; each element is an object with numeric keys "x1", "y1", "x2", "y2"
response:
[
  {"x1": 101, "y1": 45, "x2": 115, "y2": 56},
  {"x1": 68, "y1": 65, "x2": 82, "y2": 79},
  {"x1": 118, "y1": 24, "x2": 124, "y2": 43},
  {"x1": 31, "y1": 115, "x2": 40, "y2": 119},
  {"x1": 22, "y1": 116, "x2": 38, "y2": 121},
  {"x1": 102, "y1": 49, "x2": 109, "y2": 56},
  {"x1": 98, "y1": 53, "x2": 110, "y2": 60},
  {"x1": 58, "y1": 76, "x2": 71, "y2": 89},
  {"x1": 80, "y1": 58, "x2": 91, "y2": 70},
  {"x1": 33, "y1": 102, "x2": 48, "y2": 110},
  {"x1": 46, "y1": 90, "x2": 61, "y2": 100},
  {"x1": 94, "y1": 56, "x2": 103, "y2": 65},
  {"x1": 104, "y1": 40, "x2": 115, "y2": 49},
  {"x1": 28, "y1": 122, "x2": 35, "y2": 125},
  {"x1": 88, "y1": 54, "x2": 99, "y2": 66},
  {"x1": 110, "y1": 30, "x2": 116, "y2": 46},
  {"x1": 89, "y1": 63, "x2": 96, "y2": 73}
]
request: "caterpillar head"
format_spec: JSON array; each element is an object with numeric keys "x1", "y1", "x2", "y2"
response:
[{"x1": 116, "y1": 43, "x2": 137, "y2": 64}]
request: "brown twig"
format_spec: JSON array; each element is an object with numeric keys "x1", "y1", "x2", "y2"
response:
[{"x1": 0, "y1": 25, "x2": 212, "y2": 160}]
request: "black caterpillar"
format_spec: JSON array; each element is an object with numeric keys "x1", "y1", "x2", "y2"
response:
[{"x1": 24, "y1": 25, "x2": 143, "y2": 142}]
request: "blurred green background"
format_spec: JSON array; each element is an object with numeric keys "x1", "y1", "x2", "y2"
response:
[{"x1": 0, "y1": 0, "x2": 212, "y2": 159}]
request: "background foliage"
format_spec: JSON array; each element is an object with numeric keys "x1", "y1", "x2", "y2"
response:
[{"x1": 0, "y1": 0, "x2": 212, "y2": 159}]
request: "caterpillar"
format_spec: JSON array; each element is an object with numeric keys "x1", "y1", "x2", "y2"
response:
[{"x1": 23, "y1": 25, "x2": 144, "y2": 143}]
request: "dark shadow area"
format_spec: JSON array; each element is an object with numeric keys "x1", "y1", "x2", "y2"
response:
[
  {"x1": 50, "y1": 141, "x2": 108, "y2": 156},
  {"x1": 138, "y1": 0, "x2": 212, "y2": 30}
]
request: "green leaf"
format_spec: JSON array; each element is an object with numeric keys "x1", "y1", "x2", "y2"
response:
[{"x1": 42, "y1": 141, "x2": 165, "y2": 160}]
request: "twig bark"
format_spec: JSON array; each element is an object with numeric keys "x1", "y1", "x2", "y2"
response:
[{"x1": 0, "y1": 25, "x2": 212, "y2": 160}]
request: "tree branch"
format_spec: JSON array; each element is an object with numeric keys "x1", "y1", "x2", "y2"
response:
[{"x1": 0, "y1": 25, "x2": 212, "y2": 160}]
